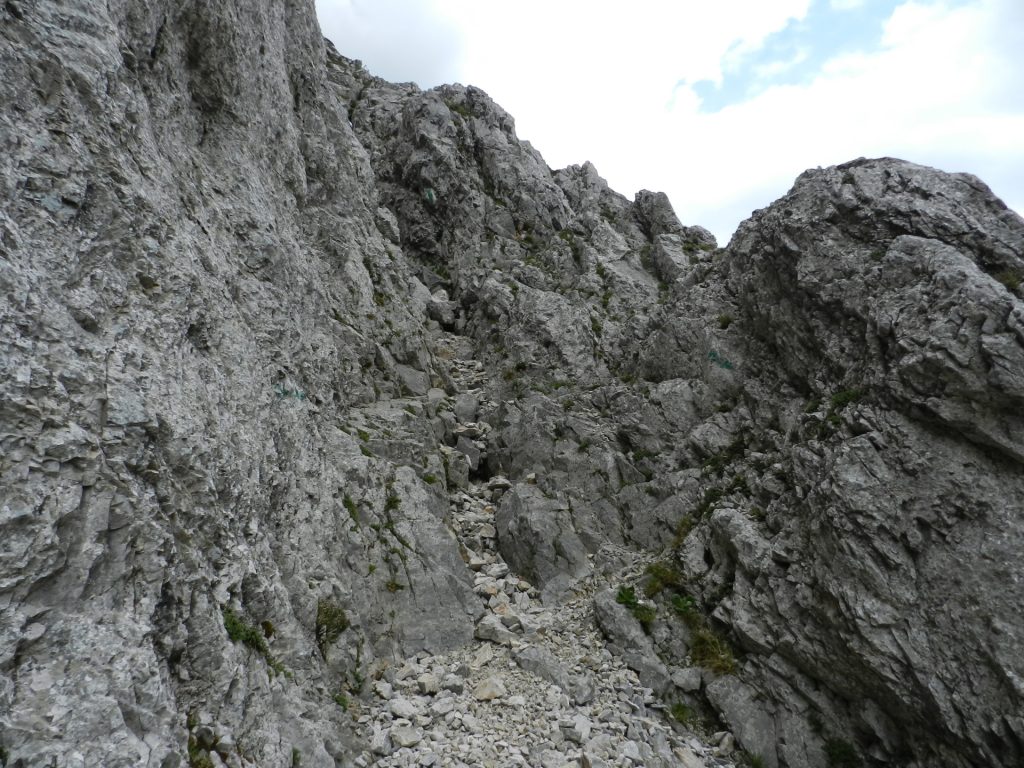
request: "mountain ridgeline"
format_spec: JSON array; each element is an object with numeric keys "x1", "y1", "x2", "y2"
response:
[{"x1": 1, "y1": 2, "x2": 1022, "y2": 767}]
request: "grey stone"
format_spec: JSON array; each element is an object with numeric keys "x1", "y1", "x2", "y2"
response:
[
  {"x1": 671, "y1": 667, "x2": 703, "y2": 693},
  {"x1": 417, "y1": 673, "x2": 441, "y2": 695},
  {"x1": 495, "y1": 485, "x2": 592, "y2": 591},
  {"x1": 454, "y1": 393, "x2": 480, "y2": 423},
  {"x1": 593, "y1": 589, "x2": 670, "y2": 694},
  {"x1": 444, "y1": 447, "x2": 471, "y2": 490},
  {"x1": 706, "y1": 678, "x2": 776, "y2": 767},
  {"x1": 474, "y1": 614, "x2": 515, "y2": 646},
  {"x1": 396, "y1": 364, "x2": 431, "y2": 397},
  {"x1": 388, "y1": 698, "x2": 419, "y2": 720},
  {"x1": 455, "y1": 435, "x2": 482, "y2": 471},
  {"x1": 472, "y1": 676, "x2": 507, "y2": 701},
  {"x1": 513, "y1": 645, "x2": 595, "y2": 705},
  {"x1": 371, "y1": 728, "x2": 393, "y2": 756},
  {"x1": 390, "y1": 726, "x2": 422, "y2": 748}
]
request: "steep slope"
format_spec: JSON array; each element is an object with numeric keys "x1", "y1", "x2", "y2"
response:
[
  {"x1": 1, "y1": 2, "x2": 1022, "y2": 768},
  {"x1": 0, "y1": 2, "x2": 481, "y2": 765}
]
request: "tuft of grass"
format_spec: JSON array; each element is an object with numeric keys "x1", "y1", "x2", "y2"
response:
[
  {"x1": 356, "y1": 429, "x2": 371, "y2": 442},
  {"x1": 673, "y1": 515, "x2": 697, "y2": 547},
  {"x1": 695, "y1": 487, "x2": 725, "y2": 518},
  {"x1": 830, "y1": 389, "x2": 863, "y2": 411},
  {"x1": 223, "y1": 608, "x2": 285, "y2": 676},
  {"x1": 822, "y1": 388, "x2": 864, "y2": 430},
  {"x1": 616, "y1": 585, "x2": 656, "y2": 633},
  {"x1": 668, "y1": 592, "x2": 738, "y2": 674},
  {"x1": 632, "y1": 604, "x2": 657, "y2": 632},
  {"x1": 717, "y1": 314, "x2": 734, "y2": 330},
  {"x1": 728, "y1": 474, "x2": 750, "y2": 495},
  {"x1": 643, "y1": 561, "x2": 685, "y2": 598},
  {"x1": 669, "y1": 702, "x2": 694, "y2": 725},
  {"x1": 188, "y1": 737, "x2": 216, "y2": 768},
  {"x1": 423, "y1": 473, "x2": 439, "y2": 485},
  {"x1": 224, "y1": 609, "x2": 269, "y2": 654},
  {"x1": 824, "y1": 738, "x2": 862, "y2": 768},
  {"x1": 690, "y1": 626, "x2": 737, "y2": 674},
  {"x1": 385, "y1": 579, "x2": 405, "y2": 593},
  {"x1": 702, "y1": 435, "x2": 747, "y2": 475},
  {"x1": 445, "y1": 99, "x2": 473, "y2": 118},
  {"x1": 315, "y1": 600, "x2": 350, "y2": 657},
  {"x1": 343, "y1": 495, "x2": 359, "y2": 522},
  {"x1": 996, "y1": 268, "x2": 1021, "y2": 291},
  {"x1": 738, "y1": 752, "x2": 766, "y2": 768},
  {"x1": 333, "y1": 693, "x2": 349, "y2": 711},
  {"x1": 616, "y1": 585, "x2": 640, "y2": 608},
  {"x1": 670, "y1": 594, "x2": 701, "y2": 627},
  {"x1": 384, "y1": 493, "x2": 401, "y2": 512}
]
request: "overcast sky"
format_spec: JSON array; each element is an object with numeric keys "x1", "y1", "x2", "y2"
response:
[{"x1": 315, "y1": 0, "x2": 1023, "y2": 245}]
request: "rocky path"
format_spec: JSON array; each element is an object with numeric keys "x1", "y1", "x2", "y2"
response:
[{"x1": 347, "y1": 338, "x2": 746, "y2": 768}]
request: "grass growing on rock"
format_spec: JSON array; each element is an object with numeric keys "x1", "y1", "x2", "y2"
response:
[
  {"x1": 702, "y1": 435, "x2": 747, "y2": 475},
  {"x1": 669, "y1": 701, "x2": 696, "y2": 725},
  {"x1": 996, "y1": 268, "x2": 1021, "y2": 291},
  {"x1": 689, "y1": 626, "x2": 738, "y2": 674},
  {"x1": 616, "y1": 585, "x2": 657, "y2": 633},
  {"x1": 223, "y1": 608, "x2": 285, "y2": 676},
  {"x1": 824, "y1": 738, "x2": 862, "y2": 768},
  {"x1": 672, "y1": 514, "x2": 697, "y2": 547},
  {"x1": 315, "y1": 599, "x2": 350, "y2": 657},
  {"x1": 829, "y1": 389, "x2": 863, "y2": 412},
  {"x1": 343, "y1": 494, "x2": 359, "y2": 522},
  {"x1": 670, "y1": 594, "x2": 738, "y2": 674},
  {"x1": 643, "y1": 561, "x2": 686, "y2": 598},
  {"x1": 187, "y1": 739, "x2": 216, "y2": 768}
]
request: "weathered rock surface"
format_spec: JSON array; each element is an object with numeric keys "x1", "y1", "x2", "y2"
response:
[
  {"x1": 0, "y1": 2, "x2": 480, "y2": 765},
  {"x1": 1, "y1": 2, "x2": 1022, "y2": 767},
  {"x1": 700, "y1": 158, "x2": 1024, "y2": 768}
]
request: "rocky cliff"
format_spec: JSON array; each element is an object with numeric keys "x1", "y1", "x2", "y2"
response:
[{"x1": 1, "y1": 2, "x2": 1022, "y2": 767}]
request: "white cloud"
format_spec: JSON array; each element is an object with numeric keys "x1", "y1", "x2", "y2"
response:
[
  {"x1": 752, "y1": 47, "x2": 810, "y2": 81},
  {"x1": 314, "y1": 0, "x2": 462, "y2": 86},
  {"x1": 643, "y1": 0, "x2": 1024, "y2": 240},
  {"x1": 830, "y1": 0, "x2": 867, "y2": 11}
]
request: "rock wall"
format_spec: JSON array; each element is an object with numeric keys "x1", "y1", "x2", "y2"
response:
[
  {"x1": 1, "y1": 2, "x2": 1022, "y2": 767},
  {"x1": 1, "y1": 2, "x2": 479, "y2": 765}
]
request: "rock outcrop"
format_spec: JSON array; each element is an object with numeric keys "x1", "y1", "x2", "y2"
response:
[{"x1": 1, "y1": 2, "x2": 1022, "y2": 767}]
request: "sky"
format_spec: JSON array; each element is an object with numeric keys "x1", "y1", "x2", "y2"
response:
[{"x1": 315, "y1": 0, "x2": 1024, "y2": 245}]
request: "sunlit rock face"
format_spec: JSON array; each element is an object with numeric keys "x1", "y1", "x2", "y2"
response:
[{"x1": 1, "y1": 2, "x2": 1021, "y2": 767}]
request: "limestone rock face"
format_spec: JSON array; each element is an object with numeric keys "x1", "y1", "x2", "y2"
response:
[
  {"x1": 1, "y1": 2, "x2": 1022, "y2": 768},
  {"x1": 706, "y1": 158, "x2": 1024, "y2": 768},
  {"x1": 495, "y1": 484, "x2": 592, "y2": 595},
  {"x1": 0, "y1": 2, "x2": 479, "y2": 766}
]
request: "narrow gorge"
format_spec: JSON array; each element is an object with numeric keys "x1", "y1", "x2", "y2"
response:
[{"x1": 1, "y1": 2, "x2": 1022, "y2": 767}]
